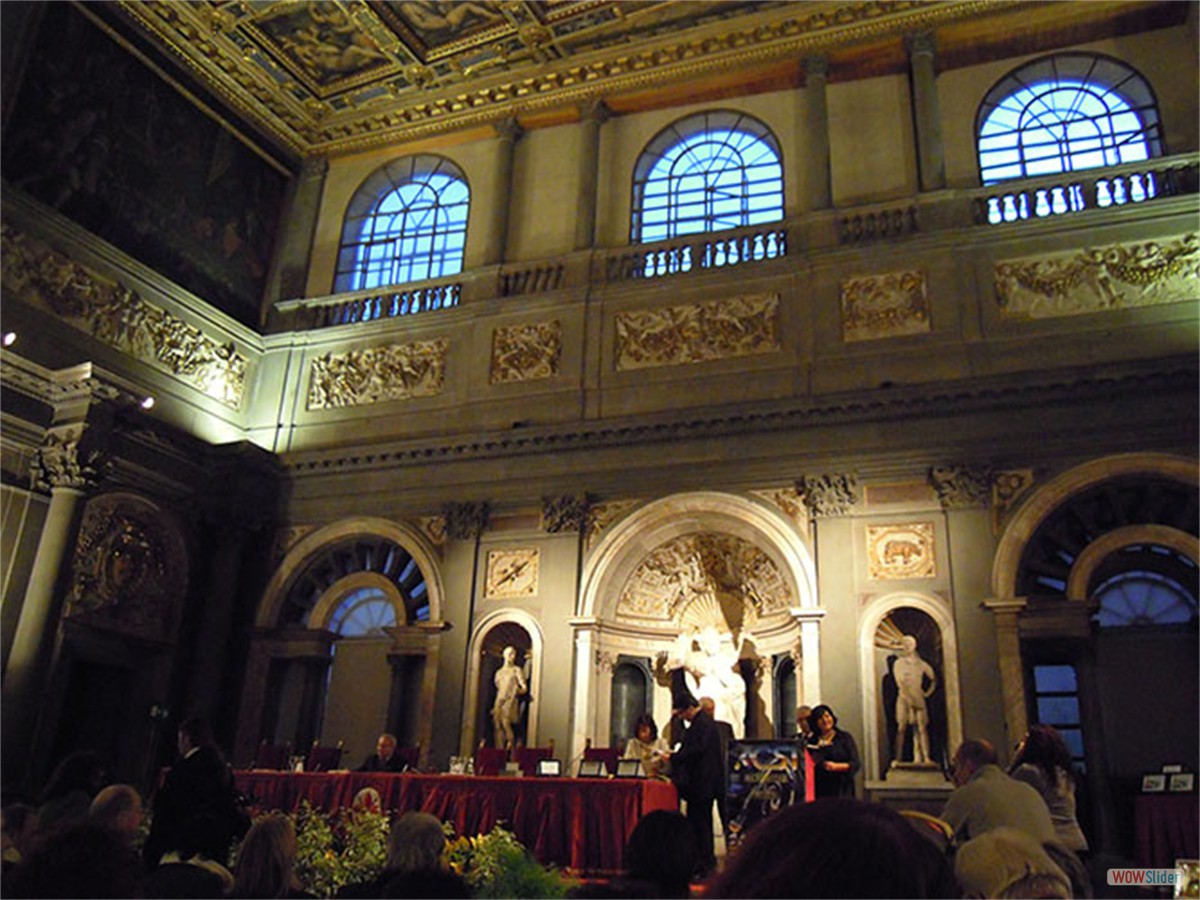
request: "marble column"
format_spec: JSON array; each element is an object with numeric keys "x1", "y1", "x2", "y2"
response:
[
  {"x1": 907, "y1": 32, "x2": 946, "y2": 192},
  {"x1": 803, "y1": 56, "x2": 832, "y2": 211},
  {"x1": 569, "y1": 619, "x2": 599, "y2": 764},
  {"x1": 791, "y1": 607, "x2": 827, "y2": 708},
  {"x1": 982, "y1": 597, "x2": 1028, "y2": 749},
  {"x1": 1, "y1": 425, "x2": 102, "y2": 777},
  {"x1": 484, "y1": 118, "x2": 524, "y2": 266},
  {"x1": 574, "y1": 100, "x2": 611, "y2": 250}
]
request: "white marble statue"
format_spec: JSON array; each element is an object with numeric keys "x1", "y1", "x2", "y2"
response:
[{"x1": 669, "y1": 625, "x2": 746, "y2": 738}]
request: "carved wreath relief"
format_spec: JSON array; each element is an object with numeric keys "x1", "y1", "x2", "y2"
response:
[
  {"x1": 307, "y1": 338, "x2": 447, "y2": 409},
  {"x1": 614, "y1": 293, "x2": 779, "y2": 371},
  {"x1": 866, "y1": 523, "x2": 936, "y2": 580},
  {"x1": 994, "y1": 233, "x2": 1198, "y2": 320},
  {"x1": 0, "y1": 225, "x2": 247, "y2": 408},
  {"x1": 840, "y1": 269, "x2": 930, "y2": 342},
  {"x1": 490, "y1": 321, "x2": 561, "y2": 384},
  {"x1": 485, "y1": 548, "x2": 539, "y2": 599}
]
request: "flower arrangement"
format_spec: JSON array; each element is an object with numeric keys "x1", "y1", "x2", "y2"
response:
[
  {"x1": 293, "y1": 801, "x2": 390, "y2": 897},
  {"x1": 444, "y1": 823, "x2": 574, "y2": 899}
]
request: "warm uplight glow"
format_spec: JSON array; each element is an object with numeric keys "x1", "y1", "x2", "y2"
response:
[
  {"x1": 2, "y1": 332, "x2": 16, "y2": 347},
  {"x1": 140, "y1": 396, "x2": 155, "y2": 410}
]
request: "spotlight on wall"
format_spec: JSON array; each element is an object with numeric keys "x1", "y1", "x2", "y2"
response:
[
  {"x1": 140, "y1": 396, "x2": 156, "y2": 410},
  {"x1": 2, "y1": 332, "x2": 16, "y2": 347}
]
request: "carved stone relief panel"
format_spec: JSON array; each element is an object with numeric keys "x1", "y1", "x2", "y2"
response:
[
  {"x1": 929, "y1": 464, "x2": 992, "y2": 510},
  {"x1": 585, "y1": 499, "x2": 640, "y2": 552},
  {"x1": 485, "y1": 548, "x2": 539, "y2": 599},
  {"x1": 840, "y1": 269, "x2": 930, "y2": 342},
  {"x1": 991, "y1": 469, "x2": 1035, "y2": 535},
  {"x1": 615, "y1": 532, "x2": 793, "y2": 630},
  {"x1": 0, "y1": 225, "x2": 248, "y2": 408},
  {"x1": 614, "y1": 292, "x2": 779, "y2": 371},
  {"x1": 866, "y1": 522, "x2": 936, "y2": 580},
  {"x1": 490, "y1": 321, "x2": 561, "y2": 384},
  {"x1": 994, "y1": 232, "x2": 1198, "y2": 320},
  {"x1": 307, "y1": 338, "x2": 447, "y2": 410},
  {"x1": 65, "y1": 493, "x2": 188, "y2": 642},
  {"x1": 271, "y1": 525, "x2": 316, "y2": 567},
  {"x1": 420, "y1": 516, "x2": 448, "y2": 547}
]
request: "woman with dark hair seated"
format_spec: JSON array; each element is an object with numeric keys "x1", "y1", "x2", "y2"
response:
[
  {"x1": 805, "y1": 704, "x2": 861, "y2": 799},
  {"x1": 622, "y1": 714, "x2": 670, "y2": 779},
  {"x1": 231, "y1": 814, "x2": 313, "y2": 899},
  {"x1": 1007, "y1": 723, "x2": 1088, "y2": 855},
  {"x1": 706, "y1": 798, "x2": 959, "y2": 899}
]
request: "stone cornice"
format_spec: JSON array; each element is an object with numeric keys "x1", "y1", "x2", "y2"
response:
[{"x1": 281, "y1": 359, "x2": 1198, "y2": 477}]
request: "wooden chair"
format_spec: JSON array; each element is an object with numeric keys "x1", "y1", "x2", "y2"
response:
[
  {"x1": 253, "y1": 739, "x2": 291, "y2": 771},
  {"x1": 583, "y1": 745, "x2": 621, "y2": 778},
  {"x1": 473, "y1": 745, "x2": 509, "y2": 777},
  {"x1": 513, "y1": 740, "x2": 555, "y2": 777},
  {"x1": 305, "y1": 739, "x2": 344, "y2": 772}
]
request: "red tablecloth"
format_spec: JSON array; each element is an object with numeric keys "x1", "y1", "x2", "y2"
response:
[
  {"x1": 234, "y1": 770, "x2": 678, "y2": 875},
  {"x1": 1134, "y1": 793, "x2": 1200, "y2": 869}
]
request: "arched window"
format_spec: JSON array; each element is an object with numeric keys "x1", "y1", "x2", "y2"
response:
[
  {"x1": 977, "y1": 54, "x2": 1163, "y2": 185},
  {"x1": 335, "y1": 155, "x2": 469, "y2": 293},
  {"x1": 1093, "y1": 545, "x2": 1198, "y2": 627},
  {"x1": 329, "y1": 586, "x2": 397, "y2": 636},
  {"x1": 631, "y1": 110, "x2": 783, "y2": 246}
]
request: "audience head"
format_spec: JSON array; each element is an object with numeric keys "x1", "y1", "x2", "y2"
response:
[
  {"x1": 1009, "y1": 724, "x2": 1074, "y2": 782},
  {"x1": 706, "y1": 798, "x2": 958, "y2": 899},
  {"x1": 232, "y1": 813, "x2": 301, "y2": 899},
  {"x1": 631, "y1": 713, "x2": 658, "y2": 743},
  {"x1": 1, "y1": 803, "x2": 39, "y2": 858},
  {"x1": 38, "y1": 750, "x2": 104, "y2": 804},
  {"x1": 952, "y1": 739, "x2": 998, "y2": 786},
  {"x1": 381, "y1": 867, "x2": 472, "y2": 898},
  {"x1": 955, "y1": 827, "x2": 1071, "y2": 898},
  {"x1": 88, "y1": 784, "x2": 143, "y2": 844},
  {"x1": 795, "y1": 705, "x2": 813, "y2": 734},
  {"x1": 387, "y1": 811, "x2": 447, "y2": 872},
  {"x1": 699, "y1": 696, "x2": 716, "y2": 717},
  {"x1": 178, "y1": 811, "x2": 236, "y2": 863},
  {"x1": 6, "y1": 819, "x2": 143, "y2": 898},
  {"x1": 624, "y1": 809, "x2": 697, "y2": 899},
  {"x1": 808, "y1": 704, "x2": 838, "y2": 737}
]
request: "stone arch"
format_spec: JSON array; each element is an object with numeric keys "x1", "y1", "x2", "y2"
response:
[
  {"x1": 257, "y1": 516, "x2": 445, "y2": 628},
  {"x1": 1066, "y1": 523, "x2": 1199, "y2": 602},
  {"x1": 992, "y1": 453, "x2": 1197, "y2": 601},
  {"x1": 462, "y1": 608, "x2": 546, "y2": 756},
  {"x1": 307, "y1": 572, "x2": 407, "y2": 631},
  {"x1": 858, "y1": 591, "x2": 962, "y2": 783},
  {"x1": 573, "y1": 491, "x2": 817, "y2": 757}
]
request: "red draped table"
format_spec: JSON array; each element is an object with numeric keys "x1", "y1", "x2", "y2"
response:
[
  {"x1": 1134, "y1": 793, "x2": 1200, "y2": 869},
  {"x1": 234, "y1": 770, "x2": 678, "y2": 876}
]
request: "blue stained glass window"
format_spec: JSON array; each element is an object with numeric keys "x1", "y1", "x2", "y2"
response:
[
  {"x1": 632, "y1": 111, "x2": 784, "y2": 248},
  {"x1": 976, "y1": 54, "x2": 1163, "y2": 185},
  {"x1": 335, "y1": 155, "x2": 469, "y2": 295}
]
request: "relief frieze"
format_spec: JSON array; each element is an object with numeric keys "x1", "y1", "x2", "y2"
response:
[
  {"x1": 866, "y1": 522, "x2": 936, "y2": 580},
  {"x1": 840, "y1": 269, "x2": 930, "y2": 342},
  {"x1": 491, "y1": 321, "x2": 561, "y2": 385},
  {"x1": 0, "y1": 224, "x2": 248, "y2": 408},
  {"x1": 614, "y1": 293, "x2": 779, "y2": 371},
  {"x1": 995, "y1": 233, "x2": 1199, "y2": 320},
  {"x1": 307, "y1": 338, "x2": 447, "y2": 410}
]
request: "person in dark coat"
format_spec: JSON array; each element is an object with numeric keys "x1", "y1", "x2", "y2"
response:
[
  {"x1": 667, "y1": 679, "x2": 724, "y2": 879},
  {"x1": 144, "y1": 716, "x2": 247, "y2": 869},
  {"x1": 356, "y1": 734, "x2": 407, "y2": 773}
]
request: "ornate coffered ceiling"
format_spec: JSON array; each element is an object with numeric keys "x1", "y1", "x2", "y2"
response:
[{"x1": 101, "y1": 0, "x2": 1182, "y2": 161}]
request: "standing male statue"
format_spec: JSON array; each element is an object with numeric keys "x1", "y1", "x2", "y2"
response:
[
  {"x1": 492, "y1": 645, "x2": 527, "y2": 750},
  {"x1": 892, "y1": 635, "x2": 937, "y2": 765}
]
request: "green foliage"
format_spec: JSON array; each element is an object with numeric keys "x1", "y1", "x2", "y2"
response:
[
  {"x1": 293, "y1": 801, "x2": 390, "y2": 898},
  {"x1": 445, "y1": 824, "x2": 574, "y2": 899}
]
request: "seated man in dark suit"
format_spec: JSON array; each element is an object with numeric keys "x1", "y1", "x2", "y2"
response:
[{"x1": 357, "y1": 733, "x2": 408, "y2": 773}]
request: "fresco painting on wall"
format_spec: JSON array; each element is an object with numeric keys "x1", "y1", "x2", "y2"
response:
[{"x1": 2, "y1": 3, "x2": 288, "y2": 328}]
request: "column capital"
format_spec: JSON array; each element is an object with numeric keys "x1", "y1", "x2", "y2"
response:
[
  {"x1": 30, "y1": 423, "x2": 110, "y2": 493},
  {"x1": 789, "y1": 606, "x2": 828, "y2": 624},
  {"x1": 930, "y1": 463, "x2": 993, "y2": 510},
  {"x1": 906, "y1": 30, "x2": 937, "y2": 58},
  {"x1": 804, "y1": 55, "x2": 829, "y2": 80},
  {"x1": 796, "y1": 472, "x2": 860, "y2": 518},
  {"x1": 494, "y1": 116, "x2": 524, "y2": 144},
  {"x1": 579, "y1": 98, "x2": 611, "y2": 125},
  {"x1": 982, "y1": 596, "x2": 1028, "y2": 615},
  {"x1": 442, "y1": 501, "x2": 490, "y2": 540}
]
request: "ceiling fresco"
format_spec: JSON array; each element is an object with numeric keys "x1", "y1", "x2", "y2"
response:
[{"x1": 103, "y1": 0, "x2": 1184, "y2": 160}]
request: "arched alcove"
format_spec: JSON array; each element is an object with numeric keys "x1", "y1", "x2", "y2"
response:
[{"x1": 462, "y1": 610, "x2": 545, "y2": 755}]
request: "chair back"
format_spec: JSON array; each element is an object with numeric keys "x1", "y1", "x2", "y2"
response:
[
  {"x1": 583, "y1": 746, "x2": 621, "y2": 777},
  {"x1": 514, "y1": 744, "x2": 555, "y2": 777},
  {"x1": 474, "y1": 746, "x2": 509, "y2": 777},
  {"x1": 305, "y1": 740, "x2": 344, "y2": 772},
  {"x1": 254, "y1": 740, "x2": 291, "y2": 770}
]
